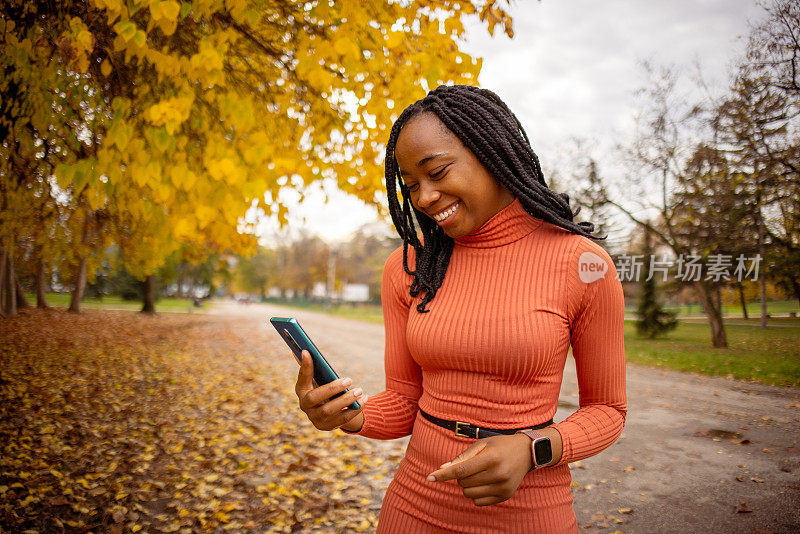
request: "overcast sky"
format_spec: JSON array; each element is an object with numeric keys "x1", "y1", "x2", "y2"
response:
[{"x1": 256, "y1": 0, "x2": 767, "y2": 246}]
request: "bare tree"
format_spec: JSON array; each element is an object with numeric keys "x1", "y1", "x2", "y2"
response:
[
  {"x1": 749, "y1": 0, "x2": 800, "y2": 96},
  {"x1": 604, "y1": 64, "x2": 754, "y2": 347},
  {"x1": 711, "y1": 0, "x2": 800, "y2": 326}
]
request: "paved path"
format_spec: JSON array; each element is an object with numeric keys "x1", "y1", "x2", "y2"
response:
[{"x1": 213, "y1": 301, "x2": 800, "y2": 533}]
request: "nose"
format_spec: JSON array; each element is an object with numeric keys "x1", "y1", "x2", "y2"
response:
[{"x1": 416, "y1": 181, "x2": 441, "y2": 209}]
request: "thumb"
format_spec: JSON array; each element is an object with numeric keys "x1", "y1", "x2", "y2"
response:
[
  {"x1": 439, "y1": 441, "x2": 487, "y2": 469},
  {"x1": 296, "y1": 350, "x2": 314, "y2": 391}
]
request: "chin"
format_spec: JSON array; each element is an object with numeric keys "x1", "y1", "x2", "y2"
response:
[{"x1": 442, "y1": 227, "x2": 466, "y2": 239}]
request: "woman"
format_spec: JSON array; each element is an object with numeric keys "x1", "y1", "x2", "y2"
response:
[{"x1": 294, "y1": 85, "x2": 626, "y2": 533}]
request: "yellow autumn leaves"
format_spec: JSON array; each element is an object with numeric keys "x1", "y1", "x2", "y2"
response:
[
  {"x1": 2, "y1": 0, "x2": 514, "y2": 299},
  {"x1": 0, "y1": 310, "x2": 398, "y2": 532},
  {"x1": 145, "y1": 94, "x2": 194, "y2": 134},
  {"x1": 148, "y1": 0, "x2": 182, "y2": 35}
]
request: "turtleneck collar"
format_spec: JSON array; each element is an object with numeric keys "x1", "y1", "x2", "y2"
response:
[{"x1": 453, "y1": 197, "x2": 542, "y2": 249}]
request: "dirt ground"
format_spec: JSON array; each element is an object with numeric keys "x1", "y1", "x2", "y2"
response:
[{"x1": 221, "y1": 300, "x2": 800, "y2": 534}]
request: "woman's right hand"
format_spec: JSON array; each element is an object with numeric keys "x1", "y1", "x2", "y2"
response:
[{"x1": 295, "y1": 350, "x2": 366, "y2": 432}]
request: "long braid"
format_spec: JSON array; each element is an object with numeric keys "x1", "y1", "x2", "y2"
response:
[{"x1": 385, "y1": 85, "x2": 603, "y2": 313}]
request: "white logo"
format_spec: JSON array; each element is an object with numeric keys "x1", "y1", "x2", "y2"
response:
[{"x1": 578, "y1": 251, "x2": 608, "y2": 283}]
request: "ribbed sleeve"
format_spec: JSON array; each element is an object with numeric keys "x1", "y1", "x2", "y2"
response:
[
  {"x1": 340, "y1": 248, "x2": 422, "y2": 439},
  {"x1": 553, "y1": 240, "x2": 627, "y2": 466}
]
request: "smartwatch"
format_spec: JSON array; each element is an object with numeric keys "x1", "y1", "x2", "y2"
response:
[{"x1": 516, "y1": 429, "x2": 553, "y2": 470}]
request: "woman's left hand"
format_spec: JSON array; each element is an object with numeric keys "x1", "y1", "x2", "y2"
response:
[{"x1": 426, "y1": 434, "x2": 533, "y2": 506}]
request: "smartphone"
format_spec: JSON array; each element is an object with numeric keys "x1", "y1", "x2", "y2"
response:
[{"x1": 269, "y1": 317, "x2": 361, "y2": 410}]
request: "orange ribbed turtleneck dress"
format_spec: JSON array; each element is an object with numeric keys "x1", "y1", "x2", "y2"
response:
[{"x1": 341, "y1": 197, "x2": 627, "y2": 533}]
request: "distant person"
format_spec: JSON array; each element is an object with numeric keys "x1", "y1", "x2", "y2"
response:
[{"x1": 293, "y1": 85, "x2": 626, "y2": 533}]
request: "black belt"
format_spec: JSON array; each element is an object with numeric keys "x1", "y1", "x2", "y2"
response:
[{"x1": 419, "y1": 408, "x2": 553, "y2": 439}]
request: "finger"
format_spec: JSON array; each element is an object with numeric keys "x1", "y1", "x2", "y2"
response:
[
  {"x1": 305, "y1": 376, "x2": 355, "y2": 408},
  {"x1": 454, "y1": 468, "x2": 504, "y2": 488},
  {"x1": 319, "y1": 386, "x2": 365, "y2": 416},
  {"x1": 438, "y1": 441, "x2": 486, "y2": 469},
  {"x1": 334, "y1": 402, "x2": 366, "y2": 427},
  {"x1": 427, "y1": 443, "x2": 490, "y2": 482},
  {"x1": 312, "y1": 390, "x2": 366, "y2": 428},
  {"x1": 295, "y1": 351, "x2": 314, "y2": 394},
  {"x1": 472, "y1": 495, "x2": 502, "y2": 507},
  {"x1": 462, "y1": 483, "x2": 504, "y2": 501}
]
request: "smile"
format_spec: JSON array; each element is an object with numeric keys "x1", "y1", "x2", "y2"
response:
[{"x1": 432, "y1": 202, "x2": 459, "y2": 222}]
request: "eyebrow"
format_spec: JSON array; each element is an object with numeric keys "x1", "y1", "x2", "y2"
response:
[{"x1": 399, "y1": 152, "x2": 448, "y2": 177}]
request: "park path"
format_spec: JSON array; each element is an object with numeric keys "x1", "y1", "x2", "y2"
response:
[{"x1": 210, "y1": 300, "x2": 800, "y2": 534}]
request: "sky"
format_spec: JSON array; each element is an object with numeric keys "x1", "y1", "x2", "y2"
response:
[{"x1": 255, "y1": 0, "x2": 767, "y2": 246}]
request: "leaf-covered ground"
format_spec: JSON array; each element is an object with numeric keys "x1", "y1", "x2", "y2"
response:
[{"x1": 0, "y1": 309, "x2": 402, "y2": 533}]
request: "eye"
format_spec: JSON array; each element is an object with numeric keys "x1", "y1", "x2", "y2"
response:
[
  {"x1": 430, "y1": 164, "x2": 450, "y2": 179},
  {"x1": 405, "y1": 182, "x2": 419, "y2": 192}
]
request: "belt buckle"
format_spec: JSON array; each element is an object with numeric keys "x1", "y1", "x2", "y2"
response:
[{"x1": 454, "y1": 421, "x2": 479, "y2": 439}]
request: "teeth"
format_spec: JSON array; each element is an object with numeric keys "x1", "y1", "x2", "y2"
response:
[{"x1": 433, "y1": 202, "x2": 459, "y2": 222}]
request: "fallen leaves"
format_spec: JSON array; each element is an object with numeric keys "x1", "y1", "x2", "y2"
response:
[
  {"x1": 736, "y1": 502, "x2": 753, "y2": 513},
  {"x1": 693, "y1": 428, "x2": 750, "y2": 445},
  {"x1": 0, "y1": 309, "x2": 394, "y2": 532},
  {"x1": 583, "y1": 509, "x2": 629, "y2": 529}
]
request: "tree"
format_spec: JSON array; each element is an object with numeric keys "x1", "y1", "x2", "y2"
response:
[
  {"x1": 749, "y1": 0, "x2": 800, "y2": 97},
  {"x1": 284, "y1": 234, "x2": 329, "y2": 299},
  {"x1": 671, "y1": 146, "x2": 759, "y2": 344},
  {"x1": 635, "y1": 225, "x2": 677, "y2": 338},
  {"x1": 713, "y1": 62, "x2": 799, "y2": 328},
  {"x1": 235, "y1": 246, "x2": 280, "y2": 299},
  {"x1": 605, "y1": 64, "x2": 735, "y2": 347},
  {"x1": 570, "y1": 157, "x2": 624, "y2": 253},
  {"x1": 335, "y1": 227, "x2": 401, "y2": 301},
  {"x1": 1, "y1": 0, "x2": 520, "y2": 316},
  {"x1": 740, "y1": 0, "x2": 800, "y2": 318}
]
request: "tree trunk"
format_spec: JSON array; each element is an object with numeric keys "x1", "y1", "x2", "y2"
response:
[
  {"x1": 176, "y1": 262, "x2": 185, "y2": 298},
  {"x1": 4, "y1": 248, "x2": 17, "y2": 317},
  {"x1": 0, "y1": 244, "x2": 6, "y2": 318},
  {"x1": 759, "y1": 269, "x2": 767, "y2": 328},
  {"x1": 694, "y1": 281, "x2": 728, "y2": 347},
  {"x1": 141, "y1": 275, "x2": 156, "y2": 314},
  {"x1": 757, "y1": 207, "x2": 767, "y2": 329},
  {"x1": 36, "y1": 258, "x2": 49, "y2": 308},
  {"x1": 737, "y1": 282, "x2": 748, "y2": 319},
  {"x1": 794, "y1": 279, "x2": 800, "y2": 311},
  {"x1": 68, "y1": 212, "x2": 91, "y2": 313},
  {"x1": 68, "y1": 257, "x2": 87, "y2": 313},
  {"x1": 15, "y1": 277, "x2": 30, "y2": 309}
]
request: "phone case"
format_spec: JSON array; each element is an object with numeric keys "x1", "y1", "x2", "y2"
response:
[{"x1": 269, "y1": 317, "x2": 361, "y2": 410}]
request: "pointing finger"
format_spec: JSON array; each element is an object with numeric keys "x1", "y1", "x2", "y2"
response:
[{"x1": 427, "y1": 441, "x2": 488, "y2": 482}]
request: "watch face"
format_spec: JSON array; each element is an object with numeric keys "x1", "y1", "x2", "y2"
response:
[{"x1": 534, "y1": 438, "x2": 553, "y2": 466}]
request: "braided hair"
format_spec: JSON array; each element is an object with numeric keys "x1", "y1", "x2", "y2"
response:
[{"x1": 385, "y1": 84, "x2": 603, "y2": 313}]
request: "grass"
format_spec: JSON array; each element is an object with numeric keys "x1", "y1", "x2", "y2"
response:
[
  {"x1": 23, "y1": 292, "x2": 205, "y2": 313},
  {"x1": 624, "y1": 320, "x2": 800, "y2": 387},
  {"x1": 658, "y1": 299, "x2": 799, "y2": 317},
  {"x1": 263, "y1": 299, "x2": 385, "y2": 324}
]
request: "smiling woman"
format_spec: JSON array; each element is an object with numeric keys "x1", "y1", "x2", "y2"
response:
[
  {"x1": 384, "y1": 85, "x2": 598, "y2": 314},
  {"x1": 394, "y1": 112, "x2": 516, "y2": 239},
  {"x1": 294, "y1": 85, "x2": 627, "y2": 534}
]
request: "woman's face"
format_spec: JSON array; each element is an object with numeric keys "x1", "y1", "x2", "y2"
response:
[{"x1": 394, "y1": 112, "x2": 515, "y2": 239}]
